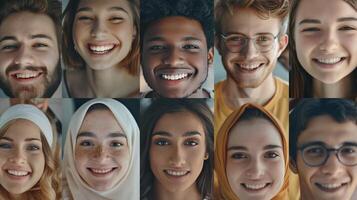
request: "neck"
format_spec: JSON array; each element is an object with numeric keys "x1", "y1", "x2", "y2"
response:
[
  {"x1": 10, "y1": 193, "x2": 25, "y2": 200},
  {"x1": 313, "y1": 75, "x2": 353, "y2": 98},
  {"x1": 86, "y1": 65, "x2": 139, "y2": 97},
  {"x1": 153, "y1": 181, "x2": 201, "y2": 200},
  {"x1": 222, "y1": 74, "x2": 276, "y2": 109}
]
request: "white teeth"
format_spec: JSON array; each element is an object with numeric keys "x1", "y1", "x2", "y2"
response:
[
  {"x1": 243, "y1": 183, "x2": 267, "y2": 190},
  {"x1": 317, "y1": 57, "x2": 342, "y2": 64},
  {"x1": 239, "y1": 63, "x2": 261, "y2": 70},
  {"x1": 15, "y1": 73, "x2": 37, "y2": 79},
  {"x1": 7, "y1": 170, "x2": 29, "y2": 176},
  {"x1": 165, "y1": 170, "x2": 188, "y2": 176},
  {"x1": 162, "y1": 73, "x2": 188, "y2": 80},
  {"x1": 319, "y1": 183, "x2": 343, "y2": 189},
  {"x1": 89, "y1": 45, "x2": 115, "y2": 53},
  {"x1": 90, "y1": 168, "x2": 112, "y2": 174}
]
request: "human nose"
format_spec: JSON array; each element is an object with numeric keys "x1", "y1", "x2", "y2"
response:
[
  {"x1": 241, "y1": 39, "x2": 259, "y2": 59},
  {"x1": 13, "y1": 45, "x2": 35, "y2": 67},
  {"x1": 245, "y1": 157, "x2": 265, "y2": 179},
  {"x1": 162, "y1": 47, "x2": 185, "y2": 66},
  {"x1": 9, "y1": 147, "x2": 26, "y2": 164},
  {"x1": 168, "y1": 144, "x2": 186, "y2": 166},
  {"x1": 92, "y1": 145, "x2": 109, "y2": 161},
  {"x1": 320, "y1": 152, "x2": 344, "y2": 176},
  {"x1": 319, "y1": 30, "x2": 339, "y2": 53},
  {"x1": 90, "y1": 19, "x2": 108, "y2": 38}
]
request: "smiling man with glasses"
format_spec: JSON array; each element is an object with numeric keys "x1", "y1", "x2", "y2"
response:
[
  {"x1": 214, "y1": 0, "x2": 289, "y2": 134},
  {"x1": 290, "y1": 99, "x2": 357, "y2": 200}
]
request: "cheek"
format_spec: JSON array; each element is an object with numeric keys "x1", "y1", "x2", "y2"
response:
[
  {"x1": 226, "y1": 161, "x2": 243, "y2": 182},
  {"x1": 74, "y1": 148, "x2": 90, "y2": 168}
]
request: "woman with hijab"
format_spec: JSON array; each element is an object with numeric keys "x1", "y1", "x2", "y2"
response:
[
  {"x1": 62, "y1": 99, "x2": 140, "y2": 200},
  {"x1": 0, "y1": 104, "x2": 61, "y2": 200},
  {"x1": 215, "y1": 103, "x2": 289, "y2": 200}
]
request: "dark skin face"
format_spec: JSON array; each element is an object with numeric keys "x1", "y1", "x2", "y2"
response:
[{"x1": 141, "y1": 16, "x2": 213, "y2": 98}]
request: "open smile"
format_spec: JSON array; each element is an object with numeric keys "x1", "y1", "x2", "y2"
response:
[
  {"x1": 87, "y1": 44, "x2": 117, "y2": 55},
  {"x1": 5, "y1": 169, "x2": 32, "y2": 181},
  {"x1": 164, "y1": 169, "x2": 190, "y2": 177},
  {"x1": 87, "y1": 167, "x2": 117, "y2": 177},
  {"x1": 241, "y1": 182, "x2": 271, "y2": 192},
  {"x1": 9, "y1": 70, "x2": 43, "y2": 82},
  {"x1": 235, "y1": 63, "x2": 264, "y2": 73},
  {"x1": 315, "y1": 181, "x2": 349, "y2": 193},
  {"x1": 312, "y1": 57, "x2": 346, "y2": 68},
  {"x1": 155, "y1": 68, "x2": 194, "y2": 82}
]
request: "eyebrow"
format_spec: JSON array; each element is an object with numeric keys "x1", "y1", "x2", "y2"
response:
[
  {"x1": 0, "y1": 36, "x2": 17, "y2": 43},
  {"x1": 77, "y1": 131, "x2": 126, "y2": 139},
  {"x1": 0, "y1": 137, "x2": 41, "y2": 142},
  {"x1": 152, "y1": 131, "x2": 202, "y2": 137},
  {"x1": 337, "y1": 17, "x2": 357, "y2": 22},
  {"x1": 77, "y1": 6, "x2": 129, "y2": 14},
  {"x1": 146, "y1": 36, "x2": 202, "y2": 43},
  {"x1": 0, "y1": 34, "x2": 53, "y2": 43},
  {"x1": 263, "y1": 144, "x2": 282, "y2": 150},
  {"x1": 227, "y1": 146, "x2": 247, "y2": 151},
  {"x1": 299, "y1": 19, "x2": 321, "y2": 25}
]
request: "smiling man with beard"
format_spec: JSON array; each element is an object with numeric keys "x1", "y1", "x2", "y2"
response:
[
  {"x1": 0, "y1": 0, "x2": 62, "y2": 99},
  {"x1": 140, "y1": 0, "x2": 214, "y2": 98}
]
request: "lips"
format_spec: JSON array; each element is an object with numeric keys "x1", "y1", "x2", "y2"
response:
[
  {"x1": 87, "y1": 43, "x2": 117, "y2": 55},
  {"x1": 164, "y1": 169, "x2": 190, "y2": 177},
  {"x1": 241, "y1": 182, "x2": 271, "y2": 191},
  {"x1": 87, "y1": 167, "x2": 117, "y2": 176},
  {"x1": 155, "y1": 68, "x2": 194, "y2": 81},
  {"x1": 6, "y1": 169, "x2": 30, "y2": 177},
  {"x1": 315, "y1": 181, "x2": 349, "y2": 192},
  {"x1": 235, "y1": 63, "x2": 264, "y2": 72},
  {"x1": 9, "y1": 70, "x2": 43, "y2": 82},
  {"x1": 313, "y1": 57, "x2": 346, "y2": 65}
]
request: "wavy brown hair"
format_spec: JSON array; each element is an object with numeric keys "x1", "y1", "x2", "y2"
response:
[
  {"x1": 0, "y1": 119, "x2": 61, "y2": 200},
  {"x1": 62, "y1": 0, "x2": 140, "y2": 75},
  {"x1": 289, "y1": 0, "x2": 357, "y2": 98}
]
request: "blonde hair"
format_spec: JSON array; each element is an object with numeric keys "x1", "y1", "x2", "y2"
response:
[{"x1": 0, "y1": 119, "x2": 61, "y2": 200}]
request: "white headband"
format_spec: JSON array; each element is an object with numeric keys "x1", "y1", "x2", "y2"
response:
[{"x1": 0, "y1": 104, "x2": 53, "y2": 147}]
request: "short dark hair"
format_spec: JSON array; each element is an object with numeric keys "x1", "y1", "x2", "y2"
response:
[
  {"x1": 140, "y1": 0, "x2": 214, "y2": 49},
  {"x1": 140, "y1": 99, "x2": 213, "y2": 199},
  {"x1": 289, "y1": 99, "x2": 357, "y2": 162}
]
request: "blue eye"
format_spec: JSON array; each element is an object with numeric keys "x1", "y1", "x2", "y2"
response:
[
  {"x1": 0, "y1": 143, "x2": 12, "y2": 149},
  {"x1": 1, "y1": 45, "x2": 18, "y2": 51},
  {"x1": 149, "y1": 45, "x2": 166, "y2": 52}
]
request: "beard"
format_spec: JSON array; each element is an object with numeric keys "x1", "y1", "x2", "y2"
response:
[{"x1": 0, "y1": 62, "x2": 61, "y2": 98}]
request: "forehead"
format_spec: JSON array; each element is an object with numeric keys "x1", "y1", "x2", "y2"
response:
[
  {"x1": 298, "y1": 115, "x2": 357, "y2": 146},
  {"x1": 0, "y1": 11, "x2": 57, "y2": 41},
  {"x1": 227, "y1": 118, "x2": 282, "y2": 148},
  {"x1": 4, "y1": 119, "x2": 41, "y2": 139},
  {"x1": 296, "y1": 0, "x2": 357, "y2": 23},
  {"x1": 153, "y1": 111, "x2": 205, "y2": 137},
  {"x1": 79, "y1": 109, "x2": 124, "y2": 135},
  {"x1": 143, "y1": 16, "x2": 206, "y2": 43},
  {"x1": 77, "y1": 0, "x2": 132, "y2": 14},
  {"x1": 221, "y1": 7, "x2": 281, "y2": 35}
]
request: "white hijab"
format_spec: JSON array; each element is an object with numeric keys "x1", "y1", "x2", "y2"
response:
[
  {"x1": 63, "y1": 99, "x2": 140, "y2": 200},
  {"x1": 0, "y1": 104, "x2": 53, "y2": 147}
]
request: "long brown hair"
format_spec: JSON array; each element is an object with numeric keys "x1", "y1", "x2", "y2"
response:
[
  {"x1": 289, "y1": 0, "x2": 357, "y2": 98},
  {"x1": 62, "y1": 0, "x2": 140, "y2": 76}
]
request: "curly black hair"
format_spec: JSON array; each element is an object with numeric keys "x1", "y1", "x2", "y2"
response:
[{"x1": 140, "y1": 0, "x2": 214, "y2": 49}]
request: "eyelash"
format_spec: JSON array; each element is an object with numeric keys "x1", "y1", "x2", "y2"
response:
[{"x1": 79, "y1": 140, "x2": 94, "y2": 147}]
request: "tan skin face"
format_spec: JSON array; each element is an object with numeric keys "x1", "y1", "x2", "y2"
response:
[
  {"x1": 150, "y1": 111, "x2": 208, "y2": 195},
  {"x1": 226, "y1": 118, "x2": 285, "y2": 200},
  {"x1": 0, "y1": 119, "x2": 45, "y2": 195},
  {"x1": 0, "y1": 12, "x2": 60, "y2": 98},
  {"x1": 142, "y1": 16, "x2": 213, "y2": 98},
  {"x1": 73, "y1": 0, "x2": 137, "y2": 70},
  {"x1": 75, "y1": 109, "x2": 130, "y2": 191},
  {"x1": 294, "y1": 0, "x2": 357, "y2": 84},
  {"x1": 296, "y1": 115, "x2": 357, "y2": 200},
  {"x1": 217, "y1": 7, "x2": 287, "y2": 88}
]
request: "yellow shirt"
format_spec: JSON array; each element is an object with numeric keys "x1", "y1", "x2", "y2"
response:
[{"x1": 214, "y1": 77, "x2": 300, "y2": 200}]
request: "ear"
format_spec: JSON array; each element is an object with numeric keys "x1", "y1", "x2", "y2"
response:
[
  {"x1": 204, "y1": 152, "x2": 209, "y2": 160},
  {"x1": 290, "y1": 159, "x2": 298, "y2": 174},
  {"x1": 277, "y1": 34, "x2": 288, "y2": 57},
  {"x1": 207, "y1": 48, "x2": 214, "y2": 66},
  {"x1": 132, "y1": 25, "x2": 137, "y2": 40},
  {"x1": 215, "y1": 35, "x2": 222, "y2": 55}
]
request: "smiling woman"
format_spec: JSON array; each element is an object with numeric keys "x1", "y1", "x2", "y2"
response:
[
  {"x1": 62, "y1": 99, "x2": 140, "y2": 200},
  {"x1": 289, "y1": 0, "x2": 357, "y2": 98},
  {"x1": 215, "y1": 103, "x2": 288, "y2": 200},
  {"x1": 62, "y1": 0, "x2": 140, "y2": 98},
  {"x1": 0, "y1": 104, "x2": 61, "y2": 200},
  {"x1": 140, "y1": 99, "x2": 213, "y2": 200}
]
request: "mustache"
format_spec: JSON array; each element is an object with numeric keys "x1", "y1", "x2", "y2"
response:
[{"x1": 5, "y1": 64, "x2": 48, "y2": 75}]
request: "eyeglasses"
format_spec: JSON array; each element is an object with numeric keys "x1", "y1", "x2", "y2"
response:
[
  {"x1": 220, "y1": 33, "x2": 279, "y2": 53},
  {"x1": 298, "y1": 143, "x2": 357, "y2": 167}
]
